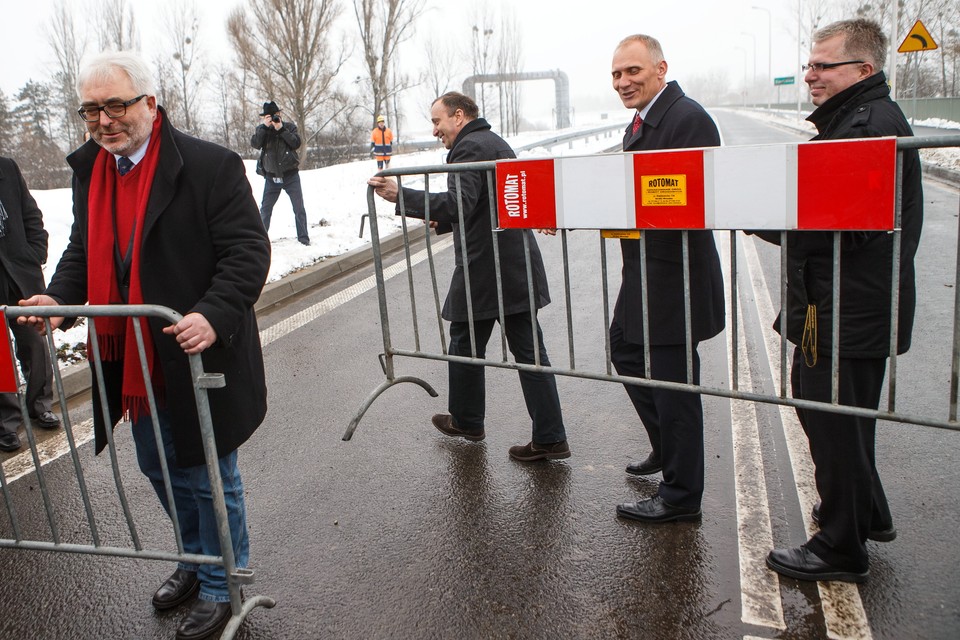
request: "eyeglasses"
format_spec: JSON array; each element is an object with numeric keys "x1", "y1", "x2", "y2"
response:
[
  {"x1": 77, "y1": 95, "x2": 147, "y2": 122},
  {"x1": 801, "y1": 60, "x2": 864, "y2": 73}
]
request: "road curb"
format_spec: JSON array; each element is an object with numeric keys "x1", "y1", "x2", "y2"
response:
[{"x1": 57, "y1": 222, "x2": 427, "y2": 403}]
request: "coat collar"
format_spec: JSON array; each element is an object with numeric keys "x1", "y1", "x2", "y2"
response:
[
  {"x1": 623, "y1": 81, "x2": 684, "y2": 143},
  {"x1": 806, "y1": 71, "x2": 889, "y2": 135},
  {"x1": 67, "y1": 106, "x2": 184, "y2": 238},
  {"x1": 68, "y1": 106, "x2": 183, "y2": 179},
  {"x1": 449, "y1": 117, "x2": 492, "y2": 154}
]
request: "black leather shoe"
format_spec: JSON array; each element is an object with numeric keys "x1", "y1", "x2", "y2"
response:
[
  {"x1": 152, "y1": 568, "x2": 200, "y2": 610},
  {"x1": 32, "y1": 411, "x2": 61, "y2": 430},
  {"x1": 625, "y1": 452, "x2": 662, "y2": 476},
  {"x1": 0, "y1": 432, "x2": 21, "y2": 452},
  {"x1": 616, "y1": 495, "x2": 701, "y2": 523},
  {"x1": 766, "y1": 546, "x2": 868, "y2": 583},
  {"x1": 176, "y1": 599, "x2": 232, "y2": 640},
  {"x1": 811, "y1": 500, "x2": 897, "y2": 542},
  {"x1": 431, "y1": 414, "x2": 485, "y2": 441}
]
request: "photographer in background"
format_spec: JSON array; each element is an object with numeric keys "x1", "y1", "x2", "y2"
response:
[{"x1": 251, "y1": 101, "x2": 310, "y2": 246}]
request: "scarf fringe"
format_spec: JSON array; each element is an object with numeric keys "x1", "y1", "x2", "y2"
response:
[{"x1": 124, "y1": 388, "x2": 166, "y2": 424}]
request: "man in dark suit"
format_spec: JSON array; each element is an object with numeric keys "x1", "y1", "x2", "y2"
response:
[
  {"x1": 0, "y1": 157, "x2": 60, "y2": 452},
  {"x1": 763, "y1": 18, "x2": 921, "y2": 584},
  {"x1": 19, "y1": 51, "x2": 270, "y2": 639},
  {"x1": 368, "y1": 92, "x2": 568, "y2": 462},
  {"x1": 610, "y1": 35, "x2": 725, "y2": 523}
]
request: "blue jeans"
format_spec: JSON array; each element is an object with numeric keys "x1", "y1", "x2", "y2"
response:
[
  {"x1": 260, "y1": 171, "x2": 309, "y2": 243},
  {"x1": 132, "y1": 410, "x2": 249, "y2": 603}
]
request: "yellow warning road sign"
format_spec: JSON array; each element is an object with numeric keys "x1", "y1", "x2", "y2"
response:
[{"x1": 898, "y1": 20, "x2": 938, "y2": 53}]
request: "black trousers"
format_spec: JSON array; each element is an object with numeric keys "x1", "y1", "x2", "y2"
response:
[
  {"x1": 0, "y1": 275, "x2": 54, "y2": 435},
  {"x1": 447, "y1": 311, "x2": 566, "y2": 444},
  {"x1": 610, "y1": 319, "x2": 704, "y2": 508},
  {"x1": 259, "y1": 171, "x2": 309, "y2": 243},
  {"x1": 792, "y1": 348, "x2": 891, "y2": 571}
]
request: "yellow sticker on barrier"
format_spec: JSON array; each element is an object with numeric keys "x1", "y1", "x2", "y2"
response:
[
  {"x1": 641, "y1": 174, "x2": 687, "y2": 207},
  {"x1": 601, "y1": 230, "x2": 641, "y2": 239}
]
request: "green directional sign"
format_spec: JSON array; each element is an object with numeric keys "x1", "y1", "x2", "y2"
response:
[{"x1": 774, "y1": 76, "x2": 795, "y2": 86}]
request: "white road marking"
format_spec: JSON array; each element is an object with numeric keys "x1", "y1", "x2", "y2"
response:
[
  {"x1": 260, "y1": 238, "x2": 453, "y2": 347},
  {"x1": 718, "y1": 232, "x2": 785, "y2": 630},
  {"x1": 741, "y1": 234, "x2": 873, "y2": 639},
  {"x1": 2, "y1": 238, "x2": 453, "y2": 484},
  {"x1": 1, "y1": 419, "x2": 95, "y2": 484}
]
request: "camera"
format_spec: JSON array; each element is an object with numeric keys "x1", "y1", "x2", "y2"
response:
[{"x1": 271, "y1": 115, "x2": 281, "y2": 123}]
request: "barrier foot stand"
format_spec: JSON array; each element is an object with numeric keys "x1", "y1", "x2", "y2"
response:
[
  {"x1": 342, "y1": 376, "x2": 439, "y2": 441},
  {"x1": 219, "y1": 595, "x2": 277, "y2": 640}
]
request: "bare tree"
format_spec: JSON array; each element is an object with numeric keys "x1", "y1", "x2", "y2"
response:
[
  {"x1": 46, "y1": 0, "x2": 88, "y2": 150},
  {"x1": 468, "y1": 5, "x2": 496, "y2": 118},
  {"x1": 227, "y1": 0, "x2": 349, "y2": 163},
  {"x1": 160, "y1": 0, "x2": 205, "y2": 134},
  {"x1": 419, "y1": 33, "x2": 461, "y2": 109},
  {"x1": 353, "y1": 0, "x2": 426, "y2": 129},
  {"x1": 496, "y1": 8, "x2": 523, "y2": 136},
  {"x1": 210, "y1": 63, "x2": 250, "y2": 153},
  {"x1": 95, "y1": 0, "x2": 140, "y2": 52}
]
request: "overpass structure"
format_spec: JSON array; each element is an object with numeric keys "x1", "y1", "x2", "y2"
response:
[{"x1": 462, "y1": 70, "x2": 571, "y2": 129}]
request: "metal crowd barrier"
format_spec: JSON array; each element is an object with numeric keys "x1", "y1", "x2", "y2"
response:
[
  {"x1": 344, "y1": 134, "x2": 960, "y2": 440},
  {"x1": 0, "y1": 303, "x2": 274, "y2": 639}
]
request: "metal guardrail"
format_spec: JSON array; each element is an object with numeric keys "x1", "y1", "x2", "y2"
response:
[
  {"x1": 344, "y1": 135, "x2": 960, "y2": 440},
  {"x1": 0, "y1": 304, "x2": 275, "y2": 639}
]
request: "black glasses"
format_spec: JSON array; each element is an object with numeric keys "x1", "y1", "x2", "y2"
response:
[
  {"x1": 801, "y1": 60, "x2": 864, "y2": 73},
  {"x1": 77, "y1": 95, "x2": 147, "y2": 122}
]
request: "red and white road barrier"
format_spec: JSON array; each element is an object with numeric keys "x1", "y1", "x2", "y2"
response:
[{"x1": 496, "y1": 137, "x2": 897, "y2": 231}]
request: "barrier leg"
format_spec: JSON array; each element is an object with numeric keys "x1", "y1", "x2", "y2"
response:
[{"x1": 342, "y1": 376, "x2": 439, "y2": 441}]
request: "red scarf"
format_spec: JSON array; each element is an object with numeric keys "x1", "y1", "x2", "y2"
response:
[{"x1": 87, "y1": 112, "x2": 164, "y2": 420}]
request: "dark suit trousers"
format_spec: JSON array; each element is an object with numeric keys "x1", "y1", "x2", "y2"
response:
[
  {"x1": 0, "y1": 275, "x2": 53, "y2": 434},
  {"x1": 448, "y1": 311, "x2": 566, "y2": 444},
  {"x1": 259, "y1": 171, "x2": 309, "y2": 242},
  {"x1": 610, "y1": 319, "x2": 704, "y2": 509},
  {"x1": 791, "y1": 348, "x2": 891, "y2": 571}
]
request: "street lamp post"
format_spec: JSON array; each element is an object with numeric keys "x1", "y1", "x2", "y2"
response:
[
  {"x1": 741, "y1": 31, "x2": 757, "y2": 103},
  {"x1": 734, "y1": 47, "x2": 748, "y2": 105},
  {"x1": 752, "y1": 5, "x2": 773, "y2": 109}
]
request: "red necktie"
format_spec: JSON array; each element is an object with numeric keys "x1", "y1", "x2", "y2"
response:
[{"x1": 632, "y1": 112, "x2": 643, "y2": 134}]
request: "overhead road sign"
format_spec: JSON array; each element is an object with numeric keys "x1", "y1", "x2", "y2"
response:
[{"x1": 898, "y1": 20, "x2": 938, "y2": 53}]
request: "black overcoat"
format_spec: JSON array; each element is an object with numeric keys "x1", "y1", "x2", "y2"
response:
[
  {"x1": 48, "y1": 108, "x2": 271, "y2": 467},
  {"x1": 765, "y1": 72, "x2": 922, "y2": 358},
  {"x1": 615, "y1": 81, "x2": 725, "y2": 345},
  {"x1": 399, "y1": 118, "x2": 550, "y2": 322},
  {"x1": 0, "y1": 157, "x2": 48, "y2": 298}
]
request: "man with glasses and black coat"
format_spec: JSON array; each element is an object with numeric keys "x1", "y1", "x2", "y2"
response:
[{"x1": 757, "y1": 18, "x2": 922, "y2": 584}]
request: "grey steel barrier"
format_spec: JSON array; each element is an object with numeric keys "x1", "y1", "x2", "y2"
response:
[
  {"x1": 343, "y1": 136, "x2": 960, "y2": 441},
  {"x1": 0, "y1": 303, "x2": 275, "y2": 639}
]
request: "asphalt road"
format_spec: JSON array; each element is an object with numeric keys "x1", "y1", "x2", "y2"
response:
[{"x1": 1, "y1": 114, "x2": 959, "y2": 639}]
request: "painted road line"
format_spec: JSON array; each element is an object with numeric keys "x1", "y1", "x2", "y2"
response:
[
  {"x1": 260, "y1": 237, "x2": 453, "y2": 348},
  {"x1": 3, "y1": 237, "x2": 455, "y2": 484},
  {"x1": 742, "y1": 234, "x2": 872, "y2": 639},
  {"x1": 1, "y1": 419, "x2": 94, "y2": 484},
  {"x1": 718, "y1": 232, "x2": 785, "y2": 631}
]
